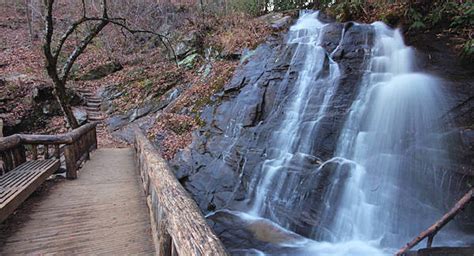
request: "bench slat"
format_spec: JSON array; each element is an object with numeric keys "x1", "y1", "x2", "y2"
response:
[
  {"x1": 0, "y1": 159, "x2": 60, "y2": 223},
  {"x1": 0, "y1": 160, "x2": 58, "y2": 186},
  {"x1": 14, "y1": 159, "x2": 58, "y2": 172},
  {"x1": 1, "y1": 172, "x2": 31, "y2": 190}
]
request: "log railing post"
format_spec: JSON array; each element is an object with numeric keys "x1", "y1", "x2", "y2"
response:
[
  {"x1": 31, "y1": 144, "x2": 38, "y2": 160},
  {"x1": 44, "y1": 144, "x2": 49, "y2": 159},
  {"x1": 64, "y1": 142, "x2": 77, "y2": 179},
  {"x1": 133, "y1": 127, "x2": 228, "y2": 256},
  {"x1": 92, "y1": 128, "x2": 98, "y2": 150},
  {"x1": 54, "y1": 144, "x2": 60, "y2": 159},
  {"x1": 158, "y1": 223, "x2": 172, "y2": 256}
]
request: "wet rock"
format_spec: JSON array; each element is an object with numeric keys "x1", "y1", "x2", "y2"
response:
[
  {"x1": 207, "y1": 210, "x2": 308, "y2": 253},
  {"x1": 172, "y1": 15, "x2": 474, "y2": 245},
  {"x1": 78, "y1": 62, "x2": 123, "y2": 81},
  {"x1": 416, "y1": 247, "x2": 474, "y2": 256},
  {"x1": 172, "y1": 21, "x2": 372, "y2": 231},
  {"x1": 271, "y1": 16, "x2": 292, "y2": 31}
]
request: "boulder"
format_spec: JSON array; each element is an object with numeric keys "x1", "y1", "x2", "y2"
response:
[
  {"x1": 174, "y1": 30, "x2": 201, "y2": 59},
  {"x1": 72, "y1": 107, "x2": 88, "y2": 125},
  {"x1": 78, "y1": 62, "x2": 123, "y2": 81},
  {"x1": 271, "y1": 16, "x2": 292, "y2": 31}
]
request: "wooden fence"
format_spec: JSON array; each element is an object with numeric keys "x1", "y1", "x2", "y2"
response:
[
  {"x1": 0, "y1": 122, "x2": 98, "y2": 179},
  {"x1": 134, "y1": 128, "x2": 228, "y2": 256}
]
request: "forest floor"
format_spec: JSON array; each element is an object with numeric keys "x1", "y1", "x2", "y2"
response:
[
  {"x1": 1, "y1": 1, "x2": 471, "y2": 157},
  {"x1": 0, "y1": 2, "x2": 276, "y2": 154}
]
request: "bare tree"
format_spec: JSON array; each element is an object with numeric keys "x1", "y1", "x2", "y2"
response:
[
  {"x1": 24, "y1": 0, "x2": 34, "y2": 43},
  {"x1": 43, "y1": 0, "x2": 175, "y2": 129}
]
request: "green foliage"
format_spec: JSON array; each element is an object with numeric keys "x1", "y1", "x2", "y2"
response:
[
  {"x1": 450, "y1": 2, "x2": 474, "y2": 28},
  {"x1": 405, "y1": 1, "x2": 473, "y2": 58},
  {"x1": 407, "y1": 8, "x2": 426, "y2": 31},
  {"x1": 406, "y1": 1, "x2": 473, "y2": 30},
  {"x1": 424, "y1": 1, "x2": 459, "y2": 27},
  {"x1": 460, "y1": 39, "x2": 474, "y2": 59},
  {"x1": 329, "y1": 0, "x2": 365, "y2": 22},
  {"x1": 409, "y1": 20, "x2": 426, "y2": 30}
]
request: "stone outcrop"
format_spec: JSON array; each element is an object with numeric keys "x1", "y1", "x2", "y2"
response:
[
  {"x1": 171, "y1": 21, "x2": 374, "y2": 237},
  {"x1": 171, "y1": 17, "x2": 474, "y2": 243},
  {"x1": 77, "y1": 62, "x2": 123, "y2": 81}
]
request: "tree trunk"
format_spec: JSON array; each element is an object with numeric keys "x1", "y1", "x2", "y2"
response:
[
  {"x1": 25, "y1": 0, "x2": 34, "y2": 43},
  {"x1": 54, "y1": 83, "x2": 79, "y2": 129}
]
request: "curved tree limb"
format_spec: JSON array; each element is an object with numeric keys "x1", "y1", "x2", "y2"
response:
[
  {"x1": 395, "y1": 188, "x2": 474, "y2": 256},
  {"x1": 76, "y1": 17, "x2": 178, "y2": 65},
  {"x1": 43, "y1": 0, "x2": 177, "y2": 129}
]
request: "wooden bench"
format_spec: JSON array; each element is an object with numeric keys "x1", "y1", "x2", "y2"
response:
[
  {"x1": 0, "y1": 122, "x2": 98, "y2": 223},
  {"x1": 0, "y1": 159, "x2": 60, "y2": 222}
]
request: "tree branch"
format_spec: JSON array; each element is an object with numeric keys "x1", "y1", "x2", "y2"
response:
[
  {"x1": 80, "y1": 17, "x2": 178, "y2": 65},
  {"x1": 81, "y1": 0, "x2": 86, "y2": 18},
  {"x1": 395, "y1": 188, "x2": 474, "y2": 255},
  {"x1": 60, "y1": 19, "x2": 109, "y2": 83},
  {"x1": 43, "y1": 0, "x2": 59, "y2": 83},
  {"x1": 53, "y1": 17, "x2": 87, "y2": 59}
]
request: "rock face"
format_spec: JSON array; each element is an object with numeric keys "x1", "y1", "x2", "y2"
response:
[
  {"x1": 406, "y1": 31, "x2": 474, "y2": 229},
  {"x1": 172, "y1": 21, "x2": 374, "y2": 234},
  {"x1": 1, "y1": 83, "x2": 82, "y2": 135},
  {"x1": 78, "y1": 62, "x2": 123, "y2": 81},
  {"x1": 172, "y1": 16, "x2": 473, "y2": 248}
]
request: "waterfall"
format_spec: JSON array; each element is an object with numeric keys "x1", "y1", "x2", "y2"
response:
[
  {"x1": 196, "y1": 11, "x2": 472, "y2": 255},
  {"x1": 248, "y1": 11, "x2": 341, "y2": 216},
  {"x1": 320, "y1": 22, "x2": 459, "y2": 249},
  {"x1": 243, "y1": 12, "x2": 467, "y2": 254}
]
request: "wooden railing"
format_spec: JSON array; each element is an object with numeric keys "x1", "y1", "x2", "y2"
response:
[
  {"x1": 134, "y1": 128, "x2": 228, "y2": 256},
  {"x1": 0, "y1": 122, "x2": 98, "y2": 179}
]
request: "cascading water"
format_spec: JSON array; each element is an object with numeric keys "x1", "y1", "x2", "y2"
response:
[
  {"x1": 243, "y1": 12, "x2": 468, "y2": 254},
  {"x1": 249, "y1": 11, "x2": 342, "y2": 216},
  {"x1": 319, "y1": 21, "x2": 460, "y2": 250},
  {"x1": 190, "y1": 11, "x2": 473, "y2": 255}
]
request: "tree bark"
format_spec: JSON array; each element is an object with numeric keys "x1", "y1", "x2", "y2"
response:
[
  {"x1": 0, "y1": 118, "x2": 3, "y2": 137},
  {"x1": 25, "y1": 0, "x2": 34, "y2": 43},
  {"x1": 42, "y1": 0, "x2": 174, "y2": 129},
  {"x1": 396, "y1": 188, "x2": 474, "y2": 255}
]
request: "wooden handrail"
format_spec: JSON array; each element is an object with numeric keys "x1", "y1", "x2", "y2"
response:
[
  {"x1": 0, "y1": 122, "x2": 98, "y2": 178},
  {"x1": 0, "y1": 122, "x2": 98, "y2": 150},
  {"x1": 133, "y1": 127, "x2": 228, "y2": 256},
  {"x1": 396, "y1": 187, "x2": 474, "y2": 255},
  {"x1": 0, "y1": 135, "x2": 21, "y2": 152}
]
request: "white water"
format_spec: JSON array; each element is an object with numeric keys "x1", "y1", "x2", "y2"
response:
[
  {"x1": 324, "y1": 22, "x2": 453, "y2": 250},
  {"x1": 249, "y1": 11, "x2": 341, "y2": 216},
  {"x1": 241, "y1": 12, "x2": 465, "y2": 255}
]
